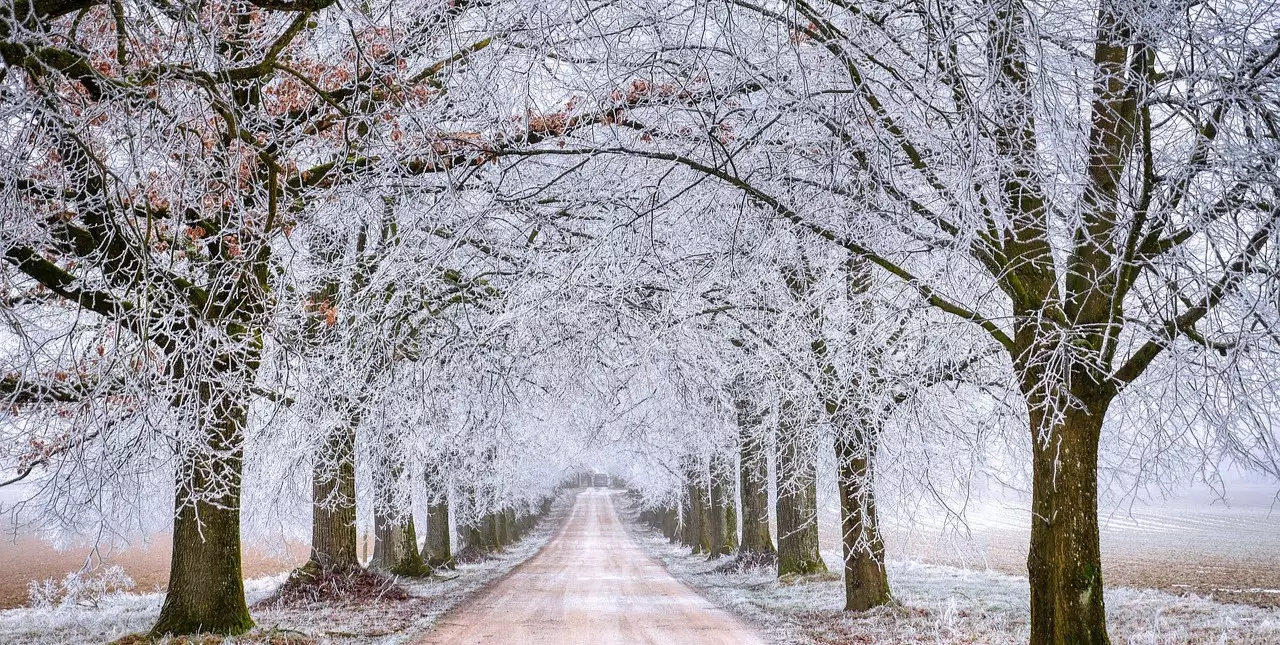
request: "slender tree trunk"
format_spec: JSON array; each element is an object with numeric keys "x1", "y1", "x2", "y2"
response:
[
  {"x1": 835, "y1": 430, "x2": 890, "y2": 610},
  {"x1": 151, "y1": 389, "x2": 253, "y2": 636},
  {"x1": 709, "y1": 477, "x2": 728, "y2": 558},
  {"x1": 662, "y1": 506, "x2": 678, "y2": 542},
  {"x1": 683, "y1": 462, "x2": 712, "y2": 554},
  {"x1": 738, "y1": 409, "x2": 774, "y2": 556},
  {"x1": 710, "y1": 453, "x2": 737, "y2": 556},
  {"x1": 776, "y1": 400, "x2": 826, "y2": 576},
  {"x1": 1026, "y1": 374, "x2": 1112, "y2": 644},
  {"x1": 307, "y1": 416, "x2": 360, "y2": 571}
]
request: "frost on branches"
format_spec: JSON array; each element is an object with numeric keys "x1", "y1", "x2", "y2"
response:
[{"x1": 4, "y1": 0, "x2": 1280, "y2": 644}]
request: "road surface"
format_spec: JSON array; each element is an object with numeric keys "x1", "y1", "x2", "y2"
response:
[{"x1": 421, "y1": 489, "x2": 766, "y2": 645}]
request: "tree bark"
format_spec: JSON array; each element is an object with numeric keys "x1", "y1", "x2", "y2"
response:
[
  {"x1": 776, "y1": 400, "x2": 826, "y2": 576},
  {"x1": 463, "y1": 508, "x2": 501, "y2": 557},
  {"x1": 662, "y1": 505, "x2": 679, "y2": 542},
  {"x1": 835, "y1": 433, "x2": 890, "y2": 610},
  {"x1": 372, "y1": 510, "x2": 428, "y2": 575},
  {"x1": 307, "y1": 417, "x2": 360, "y2": 571},
  {"x1": 709, "y1": 453, "x2": 737, "y2": 556},
  {"x1": 370, "y1": 458, "x2": 428, "y2": 576},
  {"x1": 151, "y1": 390, "x2": 253, "y2": 636},
  {"x1": 684, "y1": 466, "x2": 712, "y2": 554},
  {"x1": 422, "y1": 498, "x2": 454, "y2": 569},
  {"x1": 738, "y1": 407, "x2": 775, "y2": 557},
  {"x1": 1025, "y1": 377, "x2": 1112, "y2": 644}
]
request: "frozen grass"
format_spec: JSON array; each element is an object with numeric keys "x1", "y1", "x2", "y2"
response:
[
  {"x1": 0, "y1": 494, "x2": 573, "y2": 645},
  {"x1": 626, "y1": 513, "x2": 1280, "y2": 644}
]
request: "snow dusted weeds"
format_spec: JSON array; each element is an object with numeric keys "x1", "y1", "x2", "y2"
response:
[
  {"x1": 627, "y1": 517, "x2": 1280, "y2": 644},
  {"x1": 0, "y1": 494, "x2": 573, "y2": 644}
]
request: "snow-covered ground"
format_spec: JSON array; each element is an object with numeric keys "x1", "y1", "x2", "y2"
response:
[
  {"x1": 866, "y1": 481, "x2": 1280, "y2": 608},
  {"x1": 628, "y1": 511, "x2": 1280, "y2": 644},
  {"x1": 0, "y1": 493, "x2": 573, "y2": 644}
]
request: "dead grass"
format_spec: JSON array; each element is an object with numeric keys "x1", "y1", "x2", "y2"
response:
[{"x1": 255, "y1": 565, "x2": 408, "y2": 607}]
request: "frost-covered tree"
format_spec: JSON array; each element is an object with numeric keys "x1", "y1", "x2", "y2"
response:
[
  {"x1": 508, "y1": 0, "x2": 1280, "y2": 641},
  {"x1": 1, "y1": 0, "x2": 520, "y2": 632}
]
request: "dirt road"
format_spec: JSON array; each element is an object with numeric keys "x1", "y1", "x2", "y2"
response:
[{"x1": 421, "y1": 489, "x2": 766, "y2": 645}]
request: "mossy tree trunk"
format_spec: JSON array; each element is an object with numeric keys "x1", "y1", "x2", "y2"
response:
[
  {"x1": 151, "y1": 388, "x2": 254, "y2": 636},
  {"x1": 372, "y1": 510, "x2": 428, "y2": 575},
  {"x1": 776, "y1": 400, "x2": 825, "y2": 576},
  {"x1": 1024, "y1": 367, "x2": 1113, "y2": 644},
  {"x1": 683, "y1": 461, "x2": 712, "y2": 554},
  {"x1": 464, "y1": 512, "x2": 501, "y2": 555},
  {"x1": 369, "y1": 462, "x2": 425, "y2": 576},
  {"x1": 835, "y1": 432, "x2": 890, "y2": 610}
]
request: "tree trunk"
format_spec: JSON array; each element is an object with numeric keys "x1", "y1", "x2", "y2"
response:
[
  {"x1": 738, "y1": 410, "x2": 774, "y2": 556},
  {"x1": 463, "y1": 509, "x2": 501, "y2": 557},
  {"x1": 371, "y1": 459, "x2": 428, "y2": 576},
  {"x1": 307, "y1": 417, "x2": 360, "y2": 571},
  {"x1": 776, "y1": 401, "x2": 826, "y2": 576},
  {"x1": 835, "y1": 433, "x2": 890, "y2": 610},
  {"x1": 422, "y1": 498, "x2": 453, "y2": 569},
  {"x1": 372, "y1": 511, "x2": 428, "y2": 575},
  {"x1": 1026, "y1": 380, "x2": 1112, "y2": 644},
  {"x1": 684, "y1": 472, "x2": 712, "y2": 554},
  {"x1": 151, "y1": 391, "x2": 253, "y2": 636},
  {"x1": 662, "y1": 506, "x2": 679, "y2": 542},
  {"x1": 709, "y1": 477, "x2": 728, "y2": 558},
  {"x1": 710, "y1": 453, "x2": 737, "y2": 556}
]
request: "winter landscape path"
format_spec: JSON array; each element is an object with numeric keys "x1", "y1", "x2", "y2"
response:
[{"x1": 420, "y1": 488, "x2": 766, "y2": 645}]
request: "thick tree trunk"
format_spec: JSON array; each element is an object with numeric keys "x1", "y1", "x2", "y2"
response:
[
  {"x1": 422, "y1": 498, "x2": 453, "y2": 569},
  {"x1": 1026, "y1": 382, "x2": 1112, "y2": 645},
  {"x1": 151, "y1": 391, "x2": 253, "y2": 636},
  {"x1": 501, "y1": 509, "x2": 516, "y2": 544},
  {"x1": 738, "y1": 414, "x2": 774, "y2": 556},
  {"x1": 684, "y1": 475, "x2": 712, "y2": 554},
  {"x1": 372, "y1": 511, "x2": 428, "y2": 575},
  {"x1": 835, "y1": 433, "x2": 890, "y2": 611},
  {"x1": 776, "y1": 401, "x2": 826, "y2": 576},
  {"x1": 371, "y1": 460, "x2": 428, "y2": 576},
  {"x1": 463, "y1": 508, "x2": 501, "y2": 557},
  {"x1": 709, "y1": 478, "x2": 728, "y2": 558},
  {"x1": 307, "y1": 418, "x2": 360, "y2": 572}
]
